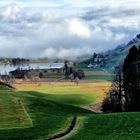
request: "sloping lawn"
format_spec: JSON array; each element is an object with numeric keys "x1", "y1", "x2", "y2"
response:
[
  {"x1": 0, "y1": 84, "x2": 93, "y2": 140},
  {"x1": 0, "y1": 85, "x2": 32, "y2": 129},
  {"x1": 0, "y1": 82, "x2": 140, "y2": 140},
  {"x1": 66, "y1": 112, "x2": 140, "y2": 140}
]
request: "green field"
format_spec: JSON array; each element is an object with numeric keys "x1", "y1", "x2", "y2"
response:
[
  {"x1": 67, "y1": 113, "x2": 140, "y2": 140},
  {"x1": 0, "y1": 81, "x2": 140, "y2": 140},
  {"x1": 0, "y1": 84, "x2": 32, "y2": 130},
  {"x1": 0, "y1": 83, "x2": 93, "y2": 140},
  {"x1": 85, "y1": 75, "x2": 114, "y2": 80},
  {"x1": 81, "y1": 68, "x2": 115, "y2": 81}
]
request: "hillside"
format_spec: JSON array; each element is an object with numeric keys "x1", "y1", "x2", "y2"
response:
[
  {"x1": 79, "y1": 34, "x2": 140, "y2": 72},
  {"x1": 104, "y1": 34, "x2": 140, "y2": 71},
  {"x1": 67, "y1": 112, "x2": 140, "y2": 140},
  {"x1": 0, "y1": 83, "x2": 32, "y2": 130},
  {"x1": 0, "y1": 82, "x2": 92, "y2": 140},
  {"x1": 0, "y1": 82, "x2": 140, "y2": 139}
]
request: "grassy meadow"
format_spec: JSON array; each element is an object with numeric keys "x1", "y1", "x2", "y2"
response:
[
  {"x1": 16, "y1": 81, "x2": 111, "y2": 106},
  {"x1": 83, "y1": 69, "x2": 115, "y2": 80},
  {"x1": 0, "y1": 84, "x2": 32, "y2": 130},
  {"x1": 0, "y1": 78, "x2": 140, "y2": 140},
  {"x1": 66, "y1": 112, "x2": 140, "y2": 140}
]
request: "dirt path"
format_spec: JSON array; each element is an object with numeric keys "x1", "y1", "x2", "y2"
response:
[
  {"x1": 46, "y1": 117, "x2": 77, "y2": 140},
  {"x1": 84, "y1": 103, "x2": 102, "y2": 113}
]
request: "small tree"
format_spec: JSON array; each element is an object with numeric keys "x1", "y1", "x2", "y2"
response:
[{"x1": 39, "y1": 72, "x2": 43, "y2": 78}]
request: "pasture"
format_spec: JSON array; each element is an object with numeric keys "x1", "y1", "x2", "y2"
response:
[
  {"x1": 0, "y1": 84, "x2": 32, "y2": 130},
  {"x1": 84, "y1": 69, "x2": 114, "y2": 80},
  {"x1": 0, "y1": 80, "x2": 140, "y2": 140},
  {"x1": 15, "y1": 80, "x2": 111, "y2": 107}
]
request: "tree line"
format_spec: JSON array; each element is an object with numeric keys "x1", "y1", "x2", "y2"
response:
[{"x1": 102, "y1": 45, "x2": 140, "y2": 112}]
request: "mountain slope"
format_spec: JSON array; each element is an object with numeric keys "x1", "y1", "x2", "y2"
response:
[
  {"x1": 104, "y1": 34, "x2": 140, "y2": 71},
  {"x1": 79, "y1": 34, "x2": 140, "y2": 73}
]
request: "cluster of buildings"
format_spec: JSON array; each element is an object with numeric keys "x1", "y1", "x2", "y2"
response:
[{"x1": 87, "y1": 53, "x2": 105, "y2": 68}]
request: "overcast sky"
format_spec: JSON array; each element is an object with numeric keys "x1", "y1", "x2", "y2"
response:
[{"x1": 0, "y1": 0, "x2": 140, "y2": 59}]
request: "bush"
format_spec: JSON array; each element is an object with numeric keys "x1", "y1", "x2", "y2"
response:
[
  {"x1": 101, "y1": 89, "x2": 122, "y2": 113},
  {"x1": 39, "y1": 72, "x2": 43, "y2": 78}
]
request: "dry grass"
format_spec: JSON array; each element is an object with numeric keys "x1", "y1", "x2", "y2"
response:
[{"x1": 16, "y1": 80, "x2": 111, "y2": 106}]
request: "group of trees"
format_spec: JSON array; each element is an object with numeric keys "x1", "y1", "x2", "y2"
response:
[
  {"x1": 102, "y1": 45, "x2": 140, "y2": 112},
  {"x1": 3, "y1": 58, "x2": 29, "y2": 66},
  {"x1": 11, "y1": 58, "x2": 29, "y2": 66},
  {"x1": 101, "y1": 64, "x2": 123, "y2": 112},
  {"x1": 64, "y1": 61, "x2": 85, "y2": 80}
]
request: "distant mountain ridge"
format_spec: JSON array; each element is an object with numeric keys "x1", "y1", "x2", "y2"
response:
[
  {"x1": 80, "y1": 34, "x2": 140, "y2": 72},
  {"x1": 104, "y1": 33, "x2": 140, "y2": 71}
]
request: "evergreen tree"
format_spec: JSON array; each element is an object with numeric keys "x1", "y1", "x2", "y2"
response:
[
  {"x1": 123, "y1": 45, "x2": 140, "y2": 111},
  {"x1": 102, "y1": 45, "x2": 140, "y2": 112}
]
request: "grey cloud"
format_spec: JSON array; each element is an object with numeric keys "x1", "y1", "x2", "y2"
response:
[
  {"x1": 82, "y1": 7, "x2": 140, "y2": 21},
  {"x1": 0, "y1": 1, "x2": 139, "y2": 60}
]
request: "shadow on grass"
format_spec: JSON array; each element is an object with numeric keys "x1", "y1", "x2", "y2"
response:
[
  {"x1": 18, "y1": 90, "x2": 96, "y2": 107},
  {"x1": 0, "y1": 90, "x2": 94, "y2": 140}
]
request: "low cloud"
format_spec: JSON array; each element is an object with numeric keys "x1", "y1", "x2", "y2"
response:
[
  {"x1": 68, "y1": 19, "x2": 91, "y2": 38},
  {"x1": 0, "y1": 0, "x2": 139, "y2": 60}
]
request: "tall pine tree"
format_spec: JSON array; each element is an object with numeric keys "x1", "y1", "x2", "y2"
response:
[{"x1": 123, "y1": 45, "x2": 140, "y2": 111}]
